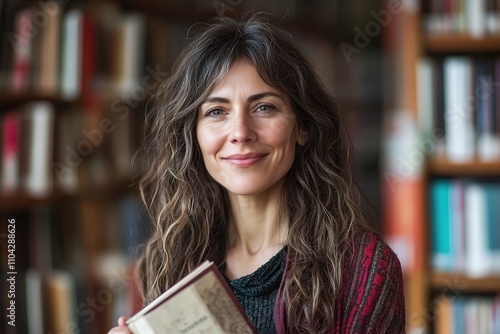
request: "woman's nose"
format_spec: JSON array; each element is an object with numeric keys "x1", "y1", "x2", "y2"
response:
[{"x1": 229, "y1": 112, "x2": 257, "y2": 144}]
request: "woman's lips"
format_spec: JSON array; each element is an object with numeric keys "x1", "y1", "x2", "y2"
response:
[{"x1": 223, "y1": 153, "x2": 268, "y2": 167}]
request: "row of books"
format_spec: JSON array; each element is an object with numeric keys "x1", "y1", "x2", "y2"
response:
[
  {"x1": 430, "y1": 180, "x2": 500, "y2": 277},
  {"x1": 434, "y1": 294, "x2": 500, "y2": 334},
  {"x1": 0, "y1": 100, "x2": 138, "y2": 198},
  {"x1": 0, "y1": 1, "x2": 185, "y2": 105},
  {"x1": 1, "y1": 102, "x2": 54, "y2": 197},
  {"x1": 418, "y1": 56, "x2": 500, "y2": 163},
  {"x1": 424, "y1": 0, "x2": 500, "y2": 36},
  {"x1": 0, "y1": 196, "x2": 149, "y2": 333}
]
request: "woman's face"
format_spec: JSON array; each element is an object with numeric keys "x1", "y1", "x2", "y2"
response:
[{"x1": 196, "y1": 58, "x2": 305, "y2": 196}]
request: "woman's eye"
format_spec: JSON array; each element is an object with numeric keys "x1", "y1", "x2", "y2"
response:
[
  {"x1": 205, "y1": 108, "x2": 225, "y2": 117},
  {"x1": 255, "y1": 104, "x2": 276, "y2": 113}
]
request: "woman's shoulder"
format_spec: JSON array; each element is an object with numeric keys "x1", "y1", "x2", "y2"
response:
[
  {"x1": 343, "y1": 230, "x2": 404, "y2": 291},
  {"x1": 347, "y1": 230, "x2": 402, "y2": 272},
  {"x1": 337, "y1": 230, "x2": 406, "y2": 333}
]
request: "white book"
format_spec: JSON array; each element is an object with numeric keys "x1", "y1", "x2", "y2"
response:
[
  {"x1": 444, "y1": 57, "x2": 475, "y2": 163},
  {"x1": 23, "y1": 102, "x2": 55, "y2": 197},
  {"x1": 464, "y1": 183, "x2": 489, "y2": 277},
  {"x1": 467, "y1": 0, "x2": 486, "y2": 37},
  {"x1": 61, "y1": 9, "x2": 82, "y2": 100}
]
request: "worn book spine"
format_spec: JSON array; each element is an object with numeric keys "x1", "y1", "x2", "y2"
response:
[{"x1": 127, "y1": 262, "x2": 256, "y2": 334}]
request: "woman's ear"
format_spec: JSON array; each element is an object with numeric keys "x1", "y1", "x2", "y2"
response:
[{"x1": 297, "y1": 127, "x2": 308, "y2": 146}]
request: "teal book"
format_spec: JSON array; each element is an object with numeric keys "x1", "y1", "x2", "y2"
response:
[
  {"x1": 430, "y1": 180, "x2": 452, "y2": 271},
  {"x1": 486, "y1": 184, "x2": 500, "y2": 273}
]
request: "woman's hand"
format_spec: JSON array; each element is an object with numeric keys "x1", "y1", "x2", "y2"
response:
[{"x1": 108, "y1": 316, "x2": 132, "y2": 334}]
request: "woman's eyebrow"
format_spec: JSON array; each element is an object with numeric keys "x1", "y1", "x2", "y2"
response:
[
  {"x1": 202, "y1": 96, "x2": 230, "y2": 104},
  {"x1": 248, "y1": 92, "x2": 283, "y2": 102},
  {"x1": 202, "y1": 91, "x2": 283, "y2": 105}
]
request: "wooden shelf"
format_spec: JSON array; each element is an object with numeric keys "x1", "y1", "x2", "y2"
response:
[
  {"x1": 428, "y1": 159, "x2": 500, "y2": 176},
  {"x1": 424, "y1": 34, "x2": 500, "y2": 53},
  {"x1": 431, "y1": 272, "x2": 500, "y2": 292},
  {"x1": 0, "y1": 92, "x2": 77, "y2": 109},
  {"x1": 0, "y1": 178, "x2": 137, "y2": 211},
  {"x1": 0, "y1": 192, "x2": 66, "y2": 211}
]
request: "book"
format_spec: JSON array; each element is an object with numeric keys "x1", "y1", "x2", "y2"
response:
[
  {"x1": 61, "y1": 9, "x2": 83, "y2": 100},
  {"x1": 126, "y1": 261, "x2": 257, "y2": 334},
  {"x1": 443, "y1": 57, "x2": 475, "y2": 163},
  {"x1": 430, "y1": 179, "x2": 453, "y2": 272},
  {"x1": 464, "y1": 183, "x2": 489, "y2": 277},
  {"x1": 11, "y1": 7, "x2": 33, "y2": 91},
  {"x1": 23, "y1": 102, "x2": 55, "y2": 197},
  {"x1": 1, "y1": 111, "x2": 20, "y2": 194}
]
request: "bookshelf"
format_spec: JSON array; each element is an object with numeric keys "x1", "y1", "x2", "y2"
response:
[
  {"x1": 0, "y1": 0, "x2": 385, "y2": 333},
  {"x1": 424, "y1": 35, "x2": 500, "y2": 53},
  {"x1": 384, "y1": 1, "x2": 500, "y2": 333},
  {"x1": 431, "y1": 272, "x2": 500, "y2": 293}
]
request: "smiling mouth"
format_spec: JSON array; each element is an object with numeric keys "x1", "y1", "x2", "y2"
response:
[{"x1": 223, "y1": 153, "x2": 268, "y2": 167}]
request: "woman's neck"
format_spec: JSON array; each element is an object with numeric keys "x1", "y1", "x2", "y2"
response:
[
  {"x1": 227, "y1": 182, "x2": 287, "y2": 254},
  {"x1": 224, "y1": 182, "x2": 288, "y2": 279}
]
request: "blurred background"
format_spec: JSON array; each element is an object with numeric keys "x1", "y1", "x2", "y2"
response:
[{"x1": 0, "y1": 0, "x2": 499, "y2": 333}]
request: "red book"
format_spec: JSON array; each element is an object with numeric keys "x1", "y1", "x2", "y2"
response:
[
  {"x1": 1, "y1": 112, "x2": 20, "y2": 194},
  {"x1": 12, "y1": 8, "x2": 33, "y2": 91},
  {"x1": 126, "y1": 261, "x2": 257, "y2": 334}
]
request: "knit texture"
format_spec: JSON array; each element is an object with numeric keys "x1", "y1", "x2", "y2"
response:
[
  {"x1": 274, "y1": 232, "x2": 406, "y2": 333},
  {"x1": 225, "y1": 247, "x2": 287, "y2": 334}
]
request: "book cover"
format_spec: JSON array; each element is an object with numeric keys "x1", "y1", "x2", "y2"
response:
[
  {"x1": 38, "y1": 5, "x2": 61, "y2": 94},
  {"x1": 430, "y1": 180, "x2": 453, "y2": 272},
  {"x1": 23, "y1": 102, "x2": 55, "y2": 197},
  {"x1": 126, "y1": 261, "x2": 257, "y2": 334},
  {"x1": 61, "y1": 9, "x2": 83, "y2": 100},
  {"x1": 1, "y1": 111, "x2": 20, "y2": 194},
  {"x1": 464, "y1": 183, "x2": 489, "y2": 277},
  {"x1": 444, "y1": 57, "x2": 475, "y2": 163},
  {"x1": 11, "y1": 8, "x2": 33, "y2": 91},
  {"x1": 485, "y1": 184, "x2": 500, "y2": 273}
]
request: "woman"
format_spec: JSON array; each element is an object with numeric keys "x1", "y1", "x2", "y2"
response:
[{"x1": 110, "y1": 15, "x2": 405, "y2": 334}]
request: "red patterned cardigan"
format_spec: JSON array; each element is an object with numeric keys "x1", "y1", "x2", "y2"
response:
[{"x1": 274, "y1": 232, "x2": 406, "y2": 333}]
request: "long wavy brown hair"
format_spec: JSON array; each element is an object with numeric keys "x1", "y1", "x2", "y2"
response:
[{"x1": 136, "y1": 15, "x2": 371, "y2": 333}]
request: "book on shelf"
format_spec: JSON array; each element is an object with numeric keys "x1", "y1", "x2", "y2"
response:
[
  {"x1": 425, "y1": 0, "x2": 500, "y2": 36},
  {"x1": 383, "y1": 112, "x2": 425, "y2": 274},
  {"x1": 60, "y1": 9, "x2": 82, "y2": 101},
  {"x1": 430, "y1": 180, "x2": 500, "y2": 276},
  {"x1": 0, "y1": 102, "x2": 54, "y2": 197},
  {"x1": 126, "y1": 260, "x2": 257, "y2": 334},
  {"x1": 434, "y1": 295, "x2": 500, "y2": 334},
  {"x1": 417, "y1": 56, "x2": 500, "y2": 163}
]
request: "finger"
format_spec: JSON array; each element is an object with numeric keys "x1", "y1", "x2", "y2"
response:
[{"x1": 118, "y1": 316, "x2": 128, "y2": 327}]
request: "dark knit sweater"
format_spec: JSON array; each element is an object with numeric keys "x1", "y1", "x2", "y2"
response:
[{"x1": 224, "y1": 247, "x2": 287, "y2": 334}]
